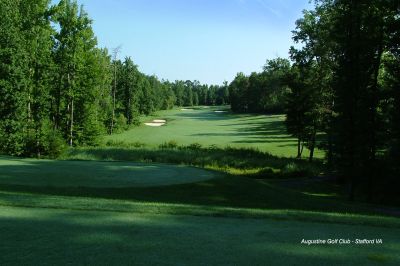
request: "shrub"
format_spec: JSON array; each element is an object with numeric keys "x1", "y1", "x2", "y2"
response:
[
  {"x1": 45, "y1": 129, "x2": 67, "y2": 158},
  {"x1": 185, "y1": 143, "x2": 202, "y2": 150},
  {"x1": 105, "y1": 140, "x2": 146, "y2": 148},
  {"x1": 281, "y1": 162, "x2": 317, "y2": 178},
  {"x1": 159, "y1": 140, "x2": 178, "y2": 149},
  {"x1": 114, "y1": 114, "x2": 128, "y2": 133}
]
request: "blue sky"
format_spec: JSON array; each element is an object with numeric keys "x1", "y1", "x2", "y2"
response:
[{"x1": 55, "y1": 0, "x2": 312, "y2": 85}]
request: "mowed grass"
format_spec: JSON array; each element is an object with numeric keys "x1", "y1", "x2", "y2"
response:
[
  {"x1": 0, "y1": 156, "x2": 217, "y2": 188},
  {"x1": 1, "y1": 108, "x2": 399, "y2": 265},
  {"x1": 0, "y1": 202, "x2": 399, "y2": 266},
  {"x1": 104, "y1": 106, "x2": 324, "y2": 158},
  {"x1": 1, "y1": 156, "x2": 399, "y2": 265}
]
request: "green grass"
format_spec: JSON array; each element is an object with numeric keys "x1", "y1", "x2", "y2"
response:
[
  {"x1": 0, "y1": 203, "x2": 399, "y2": 265},
  {"x1": 62, "y1": 145, "x2": 322, "y2": 178},
  {"x1": 104, "y1": 106, "x2": 324, "y2": 158},
  {"x1": 1, "y1": 156, "x2": 399, "y2": 265},
  {"x1": 1, "y1": 108, "x2": 399, "y2": 265},
  {"x1": 0, "y1": 156, "x2": 217, "y2": 188},
  {"x1": 0, "y1": 156, "x2": 395, "y2": 217}
]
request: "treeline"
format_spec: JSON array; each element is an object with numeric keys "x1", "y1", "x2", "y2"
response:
[
  {"x1": 228, "y1": 58, "x2": 290, "y2": 113},
  {"x1": 0, "y1": 0, "x2": 227, "y2": 157},
  {"x1": 229, "y1": 0, "x2": 400, "y2": 201},
  {"x1": 112, "y1": 59, "x2": 230, "y2": 131}
]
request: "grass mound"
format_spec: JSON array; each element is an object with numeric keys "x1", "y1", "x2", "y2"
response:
[{"x1": 0, "y1": 156, "x2": 217, "y2": 188}]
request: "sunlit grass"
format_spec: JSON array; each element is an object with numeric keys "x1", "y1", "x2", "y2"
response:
[{"x1": 104, "y1": 107, "x2": 324, "y2": 158}]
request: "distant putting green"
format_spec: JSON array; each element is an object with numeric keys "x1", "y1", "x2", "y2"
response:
[
  {"x1": 0, "y1": 157, "x2": 217, "y2": 188},
  {"x1": 106, "y1": 106, "x2": 324, "y2": 158}
]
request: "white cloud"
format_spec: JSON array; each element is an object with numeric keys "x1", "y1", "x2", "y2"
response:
[{"x1": 256, "y1": 0, "x2": 282, "y2": 18}]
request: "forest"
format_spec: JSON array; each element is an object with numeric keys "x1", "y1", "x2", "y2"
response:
[
  {"x1": 0, "y1": 0, "x2": 229, "y2": 156},
  {"x1": 228, "y1": 1, "x2": 400, "y2": 201}
]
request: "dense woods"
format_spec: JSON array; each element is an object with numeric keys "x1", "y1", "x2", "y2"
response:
[
  {"x1": 228, "y1": 0, "x2": 400, "y2": 201},
  {"x1": 228, "y1": 58, "x2": 291, "y2": 114},
  {"x1": 0, "y1": 0, "x2": 228, "y2": 157}
]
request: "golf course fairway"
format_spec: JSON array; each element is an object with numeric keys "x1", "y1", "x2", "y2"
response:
[{"x1": 104, "y1": 107, "x2": 324, "y2": 158}]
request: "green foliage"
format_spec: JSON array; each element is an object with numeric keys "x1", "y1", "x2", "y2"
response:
[
  {"x1": 159, "y1": 140, "x2": 179, "y2": 149},
  {"x1": 44, "y1": 129, "x2": 67, "y2": 158},
  {"x1": 182, "y1": 143, "x2": 202, "y2": 150},
  {"x1": 105, "y1": 140, "x2": 146, "y2": 148},
  {"x1": 286, "y1": 0, "x2": 400, "y2": 201},
  {"x1": 24, "y1": 119, "x2": 66, "y2": 158},
  {"x1": 114, "y1": 113, "x2": 128, "y2": 133},
  {"x1": 229, "y1": 58, "x2": 291, "y2": 113}
]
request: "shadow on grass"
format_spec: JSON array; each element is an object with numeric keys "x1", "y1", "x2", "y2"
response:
[
  {"x1": 2, "y1": 147, "x2": 400, "y2": 218},
  {"x1": 173, "y1": 111, "x2": 239, "y2": 121},
  {"x1": 212, "y1": 118, "x2": 299, "y2": 146},
  {"x1": 2, "y1": 205, "x2": 398, "y2": 265},
  {"x1": 0, "y1": 157, "x2": 217, "y2": 188},
  {"x1": 63, "y1": 145, "x2": 321, "y2": 176},
  {"x1": 0, "y1": 147, "x2": 371, "y2": 216}
]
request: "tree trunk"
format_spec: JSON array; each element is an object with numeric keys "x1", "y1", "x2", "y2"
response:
[
  {"x1": 55, "y1": 77, "x2": 62, "y2": 130},
  {"x1": 297, "y1": 137, "x2": 301, "y2": 158},
  {"x1": 69, "y1": 97, "x2": 74, "y2": 146},
  {"x1": 111, "y1": 63, "x2": 116, "y2": 134},
  {"x1": 67, "y1": 71, "x2": 74, "y2": 147},
  {"x1": 127, "y1": 96, "x2": 131, "y2": 125},
  {"x1": 366, "y1": 27, "x2": 384, "y2": 203},
  {"x1": 300, "y1": 140, "x2": 304, "y2": 157},
  {"x1": 36, "y1": 127, "x2": 41, "y2": 159},
  {"x1": 309, "y1": 131, "x2": 316, "y2": 162}
]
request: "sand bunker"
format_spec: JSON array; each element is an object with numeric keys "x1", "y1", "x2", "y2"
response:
[
  {"x1": 181, "y1": 108, "x2": 194, "y2": 111},
  {"x1": 144, "y1": 122, "x2": 165, "y2": 127},
  {"x1": 214, "y1": 110, "x2": 227, "y2": 113},
  {"x1": 144, "y1": 119, "x2": 167, "y2": 126}
]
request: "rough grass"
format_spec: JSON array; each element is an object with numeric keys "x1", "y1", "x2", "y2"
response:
[
  {"x1": 62, "y1": 145, "x2": 322, "y2": 178},
  {"x1": 104, "y1": 106, "x2": 324, "y2": 158}
]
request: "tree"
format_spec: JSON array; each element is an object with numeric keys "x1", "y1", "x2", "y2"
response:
[
  {"x1": 285, "y1": 65, "x2": 310, "y2": 158},
  {"x1": 262, "y1": 58, "x2": 291, "y2": 113},
  {"x1": 120, "y1": 57, "x2": 140, "y2": 125},
  {"x1": 110, "y1": 45, "x2": 122, "y2": 134},
  {"x1": 0, "y1": 0, "x2": 61, "y2": 157},
  {"x1": 0, "y1": 0, "x2": 30, "y2": 155},
  {"x1": 54, "y1": 0, "x2": 106, "y2": 146},
  {"x1": 229, "y1": 72, "x2": 249, "y2": 112},
  {"x1": 327, "y1": 0, "x2": 391, "y2": 200},
  {"x1": 288, "y1": 6, "x2": 334, "y2": 162}
]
